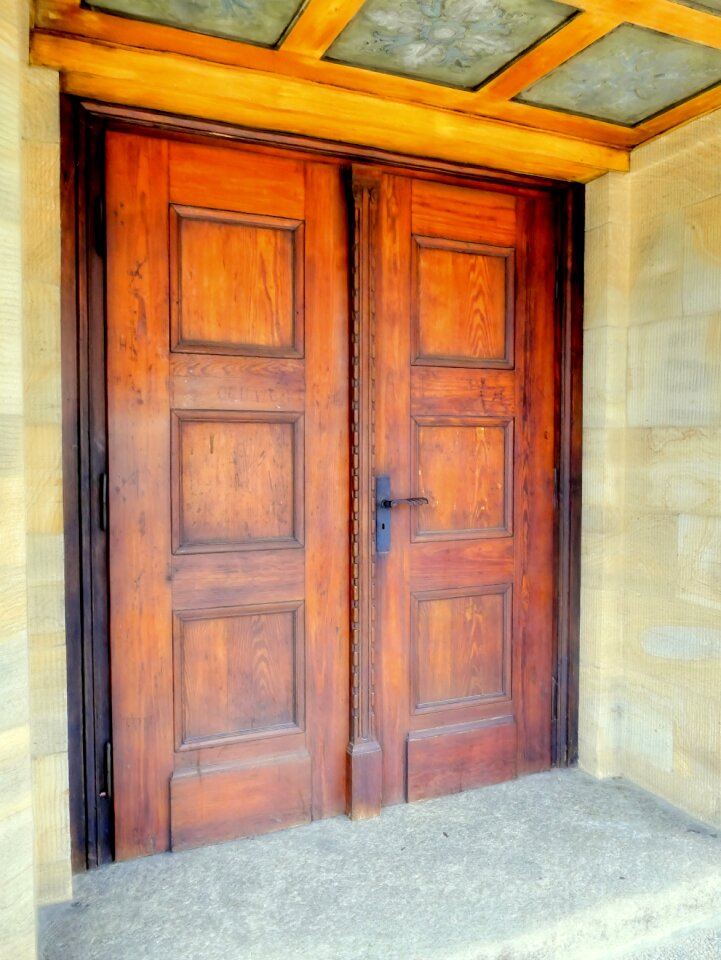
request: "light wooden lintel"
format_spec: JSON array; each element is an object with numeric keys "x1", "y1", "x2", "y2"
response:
[{"x1": 30, "y1": 32, "x2": 629, "y2": 182}]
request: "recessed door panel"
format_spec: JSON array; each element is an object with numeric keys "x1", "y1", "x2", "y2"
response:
[{"x1": 170, "y1": 205, "x2": 304, "y2": 357}]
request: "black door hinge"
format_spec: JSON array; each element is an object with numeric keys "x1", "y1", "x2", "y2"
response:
[
  {"x1": 99, "y1": 741, "x2": 113, "y2": 799},
  {"x1": 93, "y1": 194, "x2": 106, "y2": 259},
  {"x1": 99, "y1": 472, "x2": 108, "y2": 532}
]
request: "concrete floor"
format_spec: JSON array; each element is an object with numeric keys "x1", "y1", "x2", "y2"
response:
[{"x1": 40, "y1": 770, "x2": 721, "y2": 960}]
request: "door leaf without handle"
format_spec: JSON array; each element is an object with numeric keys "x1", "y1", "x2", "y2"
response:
[{"x1": 376, "y1": 475, "x2": 429, "y2": 554}]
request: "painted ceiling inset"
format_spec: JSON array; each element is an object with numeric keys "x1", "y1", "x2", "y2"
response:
[
  {"x1": 674, "y1": 0, "x2": 721, "y2": 13},
  {"x1": 325, "y1": 0, "x2": 578, "y2": 89},
  {"x1": 517, "y1": 24, "x2": 721, "y2": 126},
  {"x1": 88, "y1": 0, "x2": 305, "y2": 45}
]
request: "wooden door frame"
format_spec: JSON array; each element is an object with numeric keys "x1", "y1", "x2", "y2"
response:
[{"x1": 62, "y1": 96, "x2": 583, "y2": 869}]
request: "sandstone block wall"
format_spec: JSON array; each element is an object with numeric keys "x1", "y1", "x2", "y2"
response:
[
  {"x1": 0, "y1": 0, "x2": 38, "y2": 953},
  {"x1": 581, "y1": 110, "x2": 721, "y2": 826},
  {"x1": 0, "y1": 0, "x2": 67, "y2": 954},
  {"x1": 23, "y1": 62, "x2": 69, "y2": 908}
]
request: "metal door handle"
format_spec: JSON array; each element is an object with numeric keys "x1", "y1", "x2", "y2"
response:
[
  {"x1": 376, "y1": 476, "x2": 428, "y2": 554},
  {"x1": 379, "y1": 496, "x2": 429, "y2": 509}
]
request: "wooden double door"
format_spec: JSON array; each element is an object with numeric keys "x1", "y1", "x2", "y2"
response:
[{"x1": 105, "y1": 131, "x2": 556, "y2": 860}]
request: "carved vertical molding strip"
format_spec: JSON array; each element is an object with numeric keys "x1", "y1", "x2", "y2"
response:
[{"x1": 347, "y1": 166, "x2": 382, "y2": 819}]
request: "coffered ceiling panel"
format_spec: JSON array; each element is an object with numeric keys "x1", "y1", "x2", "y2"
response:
[
  {"x1": 88, "y1": 0, "x2": 305, "y2": 45},
  {"x1": 324, "y1": 0, "x2": 578, "y2": 89},
  {"x1": 674, "y1": 0, "x2": 721, "y2": 13},
  {"x1": 517, "y1": 23, "x2": 721, "y2": 126}
]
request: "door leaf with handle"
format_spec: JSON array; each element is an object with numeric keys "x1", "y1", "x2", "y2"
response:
[{"x1": 375, "y1": 475, "x2": 429, "y2": 554}]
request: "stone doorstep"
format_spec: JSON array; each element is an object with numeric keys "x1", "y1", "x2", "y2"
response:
[{"x1": 38, "y1": 771, "x2": 721, "y2": 960}]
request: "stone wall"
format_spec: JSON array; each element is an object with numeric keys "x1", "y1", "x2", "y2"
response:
[
  {"x1": 23, "y1": 63, "x2": 69, "y2": 906},
  {"x1": 581, "y1": 110, "x2": 721, "y2": 826},
  {"x1": 0, "y1": 0, "x2": 67, "y2": 954},
  {"x1": 0, "y1": 0, "x2": 37, "y2": 953}
]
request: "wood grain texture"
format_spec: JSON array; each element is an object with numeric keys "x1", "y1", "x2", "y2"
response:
[
  {"x1": 302, "y1": 161, "x2": 350, "y2": 820},
  {"x1": 170, "y1": 752, "x2": 312, "y2": 850},
  {"x1": 412, "y1": 586, "x2": 511, "y2": 711},
  {"x1": 106, "y1": 133, "x2": 349, "y2": 855},
  {"x1": 574, "y1": 0, "x2": 721, "y2": 50},
  {"x1": 412, "y1": 180, "x2": 517, "y2": 245},
  {"x1": 36, "y1": 0, "x2": 721, "y2": 155},
  {"x1": 67, "y1": 105, "x2": 582, "y2": 869},
  {"x1": 171, "y1": 551, "x2": 304, "y2": 609},
  {"x1": 170, "y1": 355, "x2": 305, "y2": 413},
  {"x1": 513, "y1": 195, "x2": 556, "y2": 775},
  {"x1": 411, "y1": 368, "x2": 516, "y2": 418},
  {"x1": 172, "y1": 412, "x2": 302, "y2": 552},
  {"x1": 174, "y1": 603, "x2": 302, "y2": 748},
  {"x1": 169, "y1": 141, "x2": 305, "y2": 217},
  {"x1": 413, "y1": 418, "x2": 512, "y2": 540},
  {"x1": 35, "y1": 0, "x2": 697, "y2": 152},
  {"x1": 106, "y1": 132, "x2": 174, "y2": 859},
  {"x1": 413, "y1": 237, "x2": 512, "y2": 367},
  {"x1": 374, "y1": 172, "x2": 413, "y2": 806},
  {"x1": 347, "y1": 166, "x2": 382, "y2": 820},
  {"x1": 170, "y1": 207, "x2": 303, "y2": 357},
  {"x1": 375, "y1": 173, "x2": 555, "y2": 806},
  {"x1": 475, "y1": 10, "x2": 622, "y2": 103},
  {"x1": 407, "y1": 718, "x2": 517, "y2": 802},
  {"x1": 30, "y1": 32, "x2": 629, "y2": 182},
  {"x1": 280, "y1": 0, "x2": 365, "y2": 56}
]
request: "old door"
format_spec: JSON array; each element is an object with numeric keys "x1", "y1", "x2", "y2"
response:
[
  {"x1": 371, "y1": 172, "x2": 556, "y2": 804},
  {"x1": 105, "y1": 132, "x2": 349, "y2": 858}
]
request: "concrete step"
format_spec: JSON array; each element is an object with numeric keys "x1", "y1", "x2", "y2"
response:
[{"x1": 40, "y1": 770, "x2": 721, "y2": 960}]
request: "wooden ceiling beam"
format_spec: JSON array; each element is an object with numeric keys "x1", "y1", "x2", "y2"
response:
[
  {"x1": 474, "y1": 11, "x2": 622, "y2": 103},
  {"x1": 31, "y1": 0, "x2": 636, "y2": 149},
  {"x1": 34, "y1": 0, "x2": 721, "y2": 156},
  {"x1": 30, "y1": 0, "x2": 638, "y2": 148},
  {"x1": 281, "y1": 0, "x2": 365, "y2": 57},
  {"x1": 31, "y1": 31, "x2": 629, "y2": 181},
  {"x1": 577, "y1": 0, "x2": 721, "y2": 49},
  {"x1": 635, "y1": 81, "x2": 721, "y2": 140}
]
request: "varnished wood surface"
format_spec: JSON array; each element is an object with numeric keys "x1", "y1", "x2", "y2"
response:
[
  {"x1": 281, "y1": 0, "x2": 365, "y2": 57},
  {"x1": 174, "y1": 603, "x2": 302, "y2": 748},
  {"x1": 413, "y1": 587, "x2": 510, "y2": 710},
  {"x1": 374, "y1": 173, "x2": 556, "y2": 805},
  {"x1": 170, "y1": 207, "x2": 303, "y2": 357},
  {"x1": 30, "y1": 32, "x2": 629, "y2": 183},
  {"x1": 346, "y1": 166, "x2": 383, "y2": 820},
  {"x1": 106, "y1": 133, "x2": 175, "y2": 858},
  {"x1": 407, "y1": 718, "x2": 517, "y2": 802},
  {"x1": 170, "y1": 751, "x2": 312, "y2": 850},
  {"x1": 106, "y1": 132, "x2": 349, "y2": 857},
  {"x1": 33, "y1": 0, "x2": 721, "y2": 175},
  {"x1": 303, "y1": 161, "x2": 350, "y2": 819},
  {"x1": 66, "y1": 104, "x2": 582, "y2": 867},
  {"x1": 514, "y1": 195, "x2": 556, "y2": 775},
  {"x1": 413, "y1": 237, "x2": 512, "y2": 367}
]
